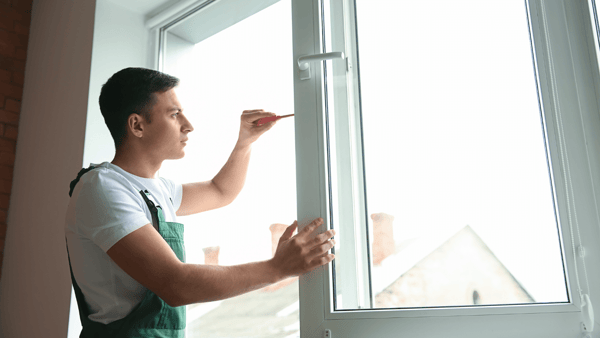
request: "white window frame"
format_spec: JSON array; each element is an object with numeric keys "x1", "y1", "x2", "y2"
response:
[{"x1": 292, "y1": 0, "x2": 600, "y2": 337}]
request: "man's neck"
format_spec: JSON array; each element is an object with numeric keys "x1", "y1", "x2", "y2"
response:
[{"x1": 111, "y1": 149, "x2": 162, "y2": 179}]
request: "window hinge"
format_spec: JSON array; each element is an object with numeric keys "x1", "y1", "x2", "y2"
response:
[
  {"x1": 581, "y1": 293, "x2": 594, "y2": 334},
  {"x1": 578, "y1": 245, "x2": 586, "y2": 258},
  {"x1": 323, "y1": 329, "x2": 332, "y2": 338}
]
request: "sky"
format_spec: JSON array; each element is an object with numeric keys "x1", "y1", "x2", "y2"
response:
[{"x1": 159, "y1": 0, "x2": 574, "y2": 308}]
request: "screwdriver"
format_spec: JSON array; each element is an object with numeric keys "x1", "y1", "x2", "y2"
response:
[{"x1": 256, "y1": 114, "x2": 294, "y2": 126}]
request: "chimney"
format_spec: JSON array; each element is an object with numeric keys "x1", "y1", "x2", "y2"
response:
[
  {"x1": 263, "y1": 223, "x2": 298, "y2": 292},
  {"x1": 371, "y1": 212, "x2": 395, "y2": 266},
  {"x1": 269, "y1": 223, "x2": 289, "y2": 257},
  {"x1": 202, "y1": 246, "x2": 220, "y2": 265}
]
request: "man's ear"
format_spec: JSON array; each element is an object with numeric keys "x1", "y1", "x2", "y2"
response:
[{"x1": 128, "y1": 114, "x2": 144, "y2": 138}]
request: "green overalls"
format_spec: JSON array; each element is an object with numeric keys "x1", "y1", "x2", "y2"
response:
[{"x1": 66, "y1": 166, "x2": 186, "y2": 337}]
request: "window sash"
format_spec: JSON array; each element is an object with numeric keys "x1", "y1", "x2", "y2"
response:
[{"x1": 293, "y1": 0, "x2": 600, "y2": 337}]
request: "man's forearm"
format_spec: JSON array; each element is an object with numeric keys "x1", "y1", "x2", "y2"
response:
[
  {"x1": 170, "y1": 259, "x2": 284, "y2": 307},
  {"x1": 212, "y1": 141, "x2": 252, "y2": 203}
]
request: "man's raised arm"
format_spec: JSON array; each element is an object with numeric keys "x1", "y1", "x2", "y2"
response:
[{"x1": 176, "y1": 109, "x2": 277, "y2": 217}]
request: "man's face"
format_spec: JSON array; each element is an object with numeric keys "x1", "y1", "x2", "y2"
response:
[{"x1": 141, "y1": 87, "x2": 194, "y2": 160}]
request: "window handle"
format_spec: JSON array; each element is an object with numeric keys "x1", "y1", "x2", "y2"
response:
[{"x1": 297, "y1": 52, "x2": 345, "y2": 80}]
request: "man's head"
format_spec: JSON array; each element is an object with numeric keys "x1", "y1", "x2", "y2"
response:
[{"x1": 99, "y1": 67, "x2": 180, "y2": 150}]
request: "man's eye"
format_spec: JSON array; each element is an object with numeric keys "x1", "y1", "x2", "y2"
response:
[{"x1": 172, "y1": 113, "x2": 179, "y2": 117}]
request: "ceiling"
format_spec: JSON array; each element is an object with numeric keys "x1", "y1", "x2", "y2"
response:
[
  {"x1": 106, "y1": 0, "x2": 181, "y2": 20},
  {"x1": 104, "y1": 0, "x2": 281, "y2": 45}
]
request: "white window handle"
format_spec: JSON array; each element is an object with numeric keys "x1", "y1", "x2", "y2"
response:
[{"x1": 297, "y1": 52, "x2": 345, "y2": 80}]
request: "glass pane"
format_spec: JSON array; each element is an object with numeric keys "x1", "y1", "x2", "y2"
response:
[
  {"x1": 160, "y1": 1, "x2": 300, "y2": 336},
  {"x1": 329, "y1": 0, "x2": 569, "y2": 310}
]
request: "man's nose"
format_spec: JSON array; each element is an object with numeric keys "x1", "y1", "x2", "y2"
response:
[{"x1": 182, "y1": 116, "x2": 194, "y2": 132}]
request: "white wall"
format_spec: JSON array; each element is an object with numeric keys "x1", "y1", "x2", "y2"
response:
[
  {"x1": 163, "y1": 32, "x2": 195, "y2": 78},
  {"x1": 83, "y1": 0, "x2": 150, "y2": 166},
  {"x1": 0, "y1": 0, "x2": 151, "y2": 337}
]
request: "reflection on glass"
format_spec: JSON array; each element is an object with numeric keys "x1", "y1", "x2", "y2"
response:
[
  {"x1": 330, "y1": 0, "x2": 568, "y2": 310},
  {"x1": 160, "y1": 1, "x2": 300, "y2": 336}
]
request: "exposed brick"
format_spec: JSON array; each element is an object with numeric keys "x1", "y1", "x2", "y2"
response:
[
  {"x1": 11, "y1": 70, "x2": 23, "y2": 85},
  {"x1": 0, "y1": 194, "x2": 10, "y2": 209},
  {"x1": 0, "y1": 223, "x2": 5, "y2": 239},
  {"x1": 13, "y1": 0, "x2": 32, "y2": 14},
  {"x1": 0, "y1": 137, "x2": 11, "y2": 149},
  {"x1": 14, "y1": 21, "x2": 29, "y2": 36},
  {"x1": 0, "y1": 40, "x2": 15, "y2": 59},
  {"x1": 0, "y1": 30, "x2": 27, "y2": 49},
  {"x1": 0, "y1": 93, "x2": 5, "y2": 108},
  {"x1": 0, "y1": 82, "x2": 22, "y2": 100},
  {"x1": 4, "y1": 99, "x2": 18, "y2": 113},
  {"x1": 13, "y1": 47, "x2": 26, "y2": 61},
  {"x1": 0, "y1": 125, "x2": 5, "y2": 137},
  {"x1": 0, "y1": 210, "x2": 6, "y2": 224},
  {"x1": 0, "y1": 139, "x2": 15, "y2": 154},
  {"x1": 0, "y1": 11, "x2": 14, "y2": 32},
  {"x1": 17, "y1": 32, "x2": 27, "y2": 47},
  {"x1": 4, "y1": 125, "x2": 16, "y2": 140},
  {"x1": 0, "y1": 55, "x2": 25, "y2": 72},
  {"x1": 0, "y1": 152, "x2": 14, "y2": 165},
  {"x1": 0, "y1": 55, "x2": 13, "y2": 72},
  {"x1": 0, "y1": 3, "x2": 22, "y2": 23},
  {"x1": 0, "y1": 180, "x2": 11, "y2": 195},
  {"x1": 0, "y1": 166, "x2": 13, "y2": 181},
  {"x1": 0, "y1": 152, "x2": 15, "y2": 166},
  {"x1": 0, "y1": 109, "x2": 19, "y2": 125},
  {"x1": 12, "y1": 58, "x2": 24, "y2": 71},
  {"x1": 16, "y1": 11, "x2": 30, "y2": 28},
  {"x1": 0, "y1": 69, "x2": 9, "y2": 84}
]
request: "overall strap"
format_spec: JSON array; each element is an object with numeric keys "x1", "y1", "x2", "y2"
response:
[
  {"x1": 139, "y1": 189, "x2": 162, "y2": 232},
  {"x1": 65, "y1": 240, "x2": 91, "y2": 327},
  {"x1": 69, "y1": 166, "x2": 96, "y2": 197}
]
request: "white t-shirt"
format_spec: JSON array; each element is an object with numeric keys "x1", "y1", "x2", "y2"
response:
[{"x1": 64, "y1": 161, "x2": 183, "y2": 324}]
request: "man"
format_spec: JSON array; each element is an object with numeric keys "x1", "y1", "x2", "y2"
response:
[{"x1": 65, "y1": 67, "x2": 335, "y2": 337}]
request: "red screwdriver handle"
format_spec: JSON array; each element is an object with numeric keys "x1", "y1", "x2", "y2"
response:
[
  {"x1": 256, "y1": 115, "x2": 280, "y2": 126},
  {"x1": 256, "y1": 114, "x2": 294, "y2": 126}
]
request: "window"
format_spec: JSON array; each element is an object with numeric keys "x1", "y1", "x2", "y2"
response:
[
  {"x1": 325, "y1": 0, "x2": 569, "y2": 311},
  {"x1": 148, "y1": 0, "x2": 600, "y2": 337},
  {"x1": 291, "y1": 0, "x2": 600, "y2": 337}
]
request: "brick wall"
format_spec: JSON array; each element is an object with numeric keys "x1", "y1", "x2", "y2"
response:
[{"x1": 0, "y1": 0, "x2": 33, "y2": 281}]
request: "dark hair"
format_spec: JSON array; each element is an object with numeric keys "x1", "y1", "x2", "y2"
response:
[{"x1": 99, "y1": 67, "x2": 180, "y2": 149}]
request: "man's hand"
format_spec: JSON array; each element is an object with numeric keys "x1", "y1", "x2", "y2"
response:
[
  {"x1": 269, "y1": 217, "x2": 336, "y2": 279},
  {"x1": 237, "y1": 109, "x2": 277, "y2": 147}
]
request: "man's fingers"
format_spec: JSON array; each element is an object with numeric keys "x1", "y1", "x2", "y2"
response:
[
  {"x1": 280, "y1": 221, "x2": 298, "y2": 242},
  {"x1": 299, "y1": 218, "x2": 324, "y2": 235},
  {"x1": 310, "y1": 253, "x2": 335, "y2": 269},
  {"x1": 242, "y1": 110, "x2": 274, "y2": 117},
  {"x1": 307, "y1": 238, "x2": 335, "y2": 262},
  {"x1": 312, "y1": 229, "x2": 335, "y2": 246}
]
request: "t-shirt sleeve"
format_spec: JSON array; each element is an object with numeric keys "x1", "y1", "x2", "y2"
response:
[
  {"x1": 75, "y1": 170, "x2": 151, "y2": 252},
  {"x1": 160, "y1": 176, "x2": 183, "y2": 211}
]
